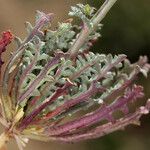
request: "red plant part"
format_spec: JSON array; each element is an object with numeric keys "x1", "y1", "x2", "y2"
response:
[{"x1": 0, "y1": 31, "x2": 13, "y2": 69}]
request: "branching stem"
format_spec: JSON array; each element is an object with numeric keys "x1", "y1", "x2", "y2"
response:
[{"x1": 69, "y1": 0, "x2": 117, "y2": 58}]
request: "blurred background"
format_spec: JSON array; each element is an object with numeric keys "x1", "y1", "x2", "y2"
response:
[{"x1": 0, "y1": 0, "x2": 150, "y2": 150}]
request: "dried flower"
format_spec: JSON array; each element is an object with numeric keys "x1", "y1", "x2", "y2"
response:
[{"x1": 0, "y1": 0, "x2": 150, "y2": 150}]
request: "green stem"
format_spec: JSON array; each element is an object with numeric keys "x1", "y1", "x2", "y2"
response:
[
  {"x1": 69, "y1": 0, "x2": 117, "y2": 58},
  {"x1": 92, "y1": 0, "x2": 117, "y2": 28}
]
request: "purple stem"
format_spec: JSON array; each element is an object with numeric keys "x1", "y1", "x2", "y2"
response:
[
  {"x1": 37, "y1": 82, "x2": 106, "y2": 122},
  {"x1": 46, "y1": 85, "x2": 144, "y2": 136},
  {"x1": 18, "y1": 81, "x2": 73, "y2": 130},
  {"x1": 36, "y1": 56, "x2": 149, "y2": 124},
  {"x1": 96, "y1": 54, "x2": 126, "y2": 81},
  {"x1": 1, "y1": 12, "x2": 54, "y2": 118},
  {"x1": 18, "y1": 49, "x2": 38, "y2": 97},
  {"x1": 49, "y1": 100, "x2": 150, "y2": 143},
  {"x1": 18, "y1": 53, "x2": 62, "y2": 102},
  {"x1": 25, "y1": 11, "x2": 53, "y2": 42},
  {"x1": 18, "y1": 53, "x2": 102, "y2": 128}
]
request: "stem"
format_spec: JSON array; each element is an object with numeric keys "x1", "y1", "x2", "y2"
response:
[
  {"x1": 49, "y1": 101, "x2": 150, "y2": 143},
  {"x1": 0, "y1": 132, "x2": 9, "y2": 150},
  {"x1": 69, "y1": 0, "x2": 117, "y2": 58},
  {"x1": 1, "y1": 12, "x2": 53, "y2": 121},
  {"x1": 92, "y1": 0, "x2": 117, "y2": 27}
]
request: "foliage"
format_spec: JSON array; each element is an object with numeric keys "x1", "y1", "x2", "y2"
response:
[{"x1": 0, "y1": 1, "x2": 150, "y2": 150}]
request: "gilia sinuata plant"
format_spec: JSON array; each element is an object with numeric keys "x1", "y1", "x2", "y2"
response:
[{"x1": 0, "y1": 0, "x2": 150, "y2": 149}]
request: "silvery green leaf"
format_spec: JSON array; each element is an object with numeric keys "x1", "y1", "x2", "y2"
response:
[
  {"x1": 25, "y1": 22, "x2": 33, "y2": 34},
  {"x1": 14, "y1": 36, "x2": 23, "y2": 48},
  {"x1": 38, "y1": 53, "x2": 49, "y2": 61},
  {"x1": 25, "y1": 50, "x2": 34, "y2": 58},
  {"x1": 32, "y1": 89, "x2": 41, "y2": 96}
]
